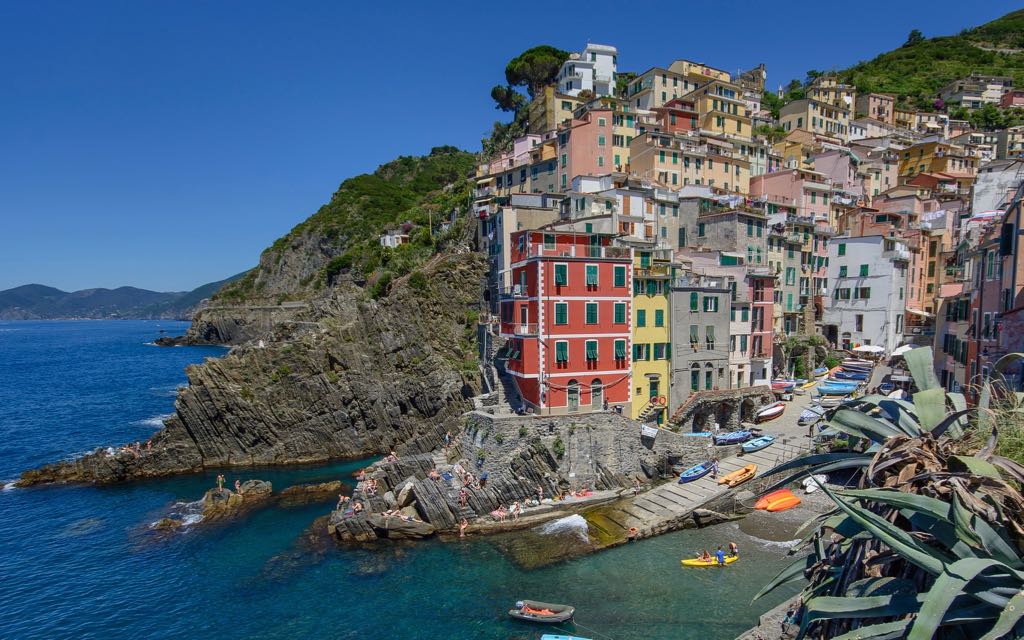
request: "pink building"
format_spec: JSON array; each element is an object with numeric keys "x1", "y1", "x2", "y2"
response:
[
  {"x1": 1000, "y1": 89, "x2": 1024, "y2": 108},
  {"x1": 556, "y1": 109, "x2": 613, "y2": 192},
  {"x1": 855, "y1": 93, "x2": 895, "y2": 125},
  {"x1": 750, "y1": 169, "x2": 832, "y2": 222},
  {"x1": 813, "y1": 149, "x2": 864, "y2": 198}
]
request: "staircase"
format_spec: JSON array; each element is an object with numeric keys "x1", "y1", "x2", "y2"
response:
[{"x1": 635, "y1": 397, "x2": 665, "y2": 424}]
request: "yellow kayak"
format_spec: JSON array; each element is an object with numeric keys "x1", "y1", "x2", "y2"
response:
[{"x1": 681, "y1": 554, "x2": 739, "y2": 567}]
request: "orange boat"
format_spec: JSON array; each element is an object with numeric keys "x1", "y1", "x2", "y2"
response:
[
  {"x1": 765, "y1": 492, "x2": 802, "y2": 512},
  {"x1": 718, "y1": 464, "x2": 757, "y2": 488},
  {"x1": 754, "y1": 489, "x2": 793, "y2": 510}
]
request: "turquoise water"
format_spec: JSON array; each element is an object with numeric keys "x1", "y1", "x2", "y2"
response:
[{"x1": 0, "y1": 321, "x2": 798, "y2": 640}]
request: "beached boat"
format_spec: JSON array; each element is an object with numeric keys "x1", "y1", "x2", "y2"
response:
[
  {"x1": 509, "y1": 601, "x2": 575, "y2": 624},
  {"x1": 798, "y1": 405, "x2": 826, "y2": 425},
  {"x1": 766, "y1": 494, "x2": 802, "y2": 512},
  {"x1": 755, "y1": 401, "x2": 785, "y2": 422},
  {"x1": 818, "y1": 396, "x2": 844, "y2": 407},
  {"x1": 812, "y1": 366, "x2": 829, "y2": 378},
  {"x1": 714, "y1": 430, "x2": 753, "y2": 445},
  {"x1": 542, "y1": 635, "x2": 593, "y2": 640},
  {"x1": 819, "y1": 384, "x2": 858, "y2": 396},
  {"x1": 833, "y1": 370, "x2": 868, "y2": 381},
  {"x1": 742, "y1": 435, "x2": 775, "y2": 453},
  {"x1": 718, "y1": 463, "x2": 757, "y2": 487},
  {"x1": 771, "y1": 380, "x2": 796, "y2": 392},
  {"x1": 755, "y1": 489, "x2": 793, "y2": 510},
  {"x1": 678, "y1": 461, "x2": 715, "y2": 484},
  {"x1": 799, "y1": 380, "x2": 818, "y2": 390},
  {"x1": 681, "y1": 554, "x2": 739, "y2": 567},
  {"x1": 841, "y1": 359, "x2": 873, "y2": 371}
]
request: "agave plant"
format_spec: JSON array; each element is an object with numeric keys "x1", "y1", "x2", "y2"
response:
[{"x1": 754, "y1": 347, "x2": 1024, "y2": 639}]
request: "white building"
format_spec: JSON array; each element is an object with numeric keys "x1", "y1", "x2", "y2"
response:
[
  {"x1": 822, "y1": 235, "x2": 910, "y2": 354},
  {"x1": 556, "y1": 43, "x2": 617, "y2": 97},
  {"x1": 379, "y1": 230, "x2": 410, "y2": 248},
  {"x1": 972, "y1": 159, "x2": 1024, "y2": 214}
]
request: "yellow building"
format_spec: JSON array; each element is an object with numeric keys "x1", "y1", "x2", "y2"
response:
[
  {"x1": 806, "y1": 75, "x2": 856, "y2": 110},
  {"x1": 667, "y1": 59, "x2": 731, "y2": 83},
  {"x1": 898, "y1": 141, "x2": 978, "y2": 181},
  {"x1": 894, "y1": 107, "x2": 915, "y2": 130},
  {"x1": 687, "y1": 79, "x2": 751, "y2": 141},
  {"x1": 631, "y1": 248, "x2": 674, "y2": 424},
  {"x1": 527, "y1": 86, "x2": 580, "y2": 135},
  {"x1": 779, "y1": 99, "x2": 850, "y2": 142},
  {"x1": 629, "y1": 131, "x2": 751, "y2": 192}
]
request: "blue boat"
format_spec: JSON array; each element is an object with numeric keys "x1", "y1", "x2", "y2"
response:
[
  {"x1": 823, "y1": 379, "x2": 860, "y2": 389},
  {"x1": 715, "y1": 430, "x2": 753, "y2": 445},
  {"x1": 543, "y1": 636, "x2": 593, "y2": 640},
  {"x1": 678, "y1": 461, "x2": 716, "y2": 483},
  {"x1": 742, "y1": 435, "x2": 775, "y2": 453},
  {"x1": 798, "y1": 405, "x2": 826, "y2": 425},
  {"x1": 834, "y1": 370, "x2": 869, "y2": 380},
  {"x1": 812, "y1": 366, "x2": 829, "y2": 378},
  {"x1": 818, "y1": 386, "x2": 855, "y2": 396}
]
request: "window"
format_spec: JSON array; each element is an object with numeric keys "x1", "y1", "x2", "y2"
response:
[
  {"x1": 698, "y1": 223, "x2": 706, "y2": 237},
  {"x1": 554, "y1": 263, "x2": 568, "y2": 286},
  {"x1": 659, "y1": 150, "x2": 665, "y2": 163},
  {"x1": 838, "y1": 243, "x2": 846, "y2": 256},
  {"x1": 739, "y1": 335, "x2": 747, "y2": 354},
  {"x1": 839, "y1": 266, "x2": 847, "y2": 277},
  {"x1": 633, "y1": 343, "x2": 649, "y2": 361},
  {"x1": 899, "y1": 287, "x2": 904, "y2": 300},
  {"x1": 554, "y1": 302, "x2": 568, "y2": 325},
  {"x1": 585, "y1": 302, "x2": 598, "y2": 324},
  {"x1": 855, "y1": 314, "x2": 863, "y2": 332},
  {"x1": 598, "y1": 135, "x2": 606, "y2": 147},
  {"x1": 741, "y1": 307, "x2": 749, "y2": 322},
  {"x1": 613, "y1": 303, "x2": 626, "y2": 324},
  {"x1": 690, "y1": 292, "x2": 699, "y2": 311},
  {"x1": 646, "y1": 279, "x2": 658, "y2": 296},
  {"x1": 597, "y1": 117, "x2": 606, "y2": 127},
  {"x1": 654, "y1": 310, "x2": 664, "y2": 327},
  {"x1": 747, "y1": 219, "x2": 754, "y2": 236},
  {"x1": 636, "y1": 309, "x2": 646, "y2": 327},
  {"x1": 653, "y1": 343, "x2": 666, "y2": 360},
  {"x1": 856, "y1": 287, "x2": 871, "y2": 299},
  {"x1": 544, "y1": 234, "x2": 555, "y2": 250},
  {"x1": 560, "y1": 154, "x2": 567, "y2": 168},
  {"x1": 597, "y1": 156, "x2": 604, "y2": 167},
  {"x1": 689, "y1": 324, "x2": 699, "y2": 346},
  {"x1": 705, "y1": 368, "x2": 714, "y2": 390},
  {"x1": 555, "y1": 341, "x2": 568, "y2": 363},
  {"x1": 859, "y1": 264, "x2": 868, "y2": 277},
  {"x1": 585, "y1": 264, "x2": 599, "y2": 286},
  {"x1": 585, "y1": 340, "x2": 598, "y2": 361},
  {"x1": 705, "y1": 325, "x2": 715, "y2": 349},
  {"x1": 613, "y1": 265, "x2": 626, "y2": 287},
  {"x1": 703, "y1": 296, "x2": 719, "y2": 312},
  {"x1": 614, "y1": 339, "x2": 627, "y2": 360},
  {"x1": 691, "y1": 366, "x2": 700, "y2": 391}
]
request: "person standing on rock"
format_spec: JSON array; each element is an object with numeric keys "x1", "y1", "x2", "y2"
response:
[
  {"x1": 633, "y1": 477, "x2": 642, "y2": 496},
  {"x1": 536, "y1": 484, "x2": 544, "y2": 502},
  {"x1": 234, "y1": 480, "x2": 242, "y2": 495},
  {"x1": 216, "y1": 474, "x2": 225, "y2": 492},
  {"x1": 459, "y1": 518, "x2": 468, "y2": 538}
]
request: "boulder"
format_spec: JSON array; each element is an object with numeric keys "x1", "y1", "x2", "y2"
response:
[
  {"x1": 366, "y1": 514, "x2": 435, "y2": 539},
  {"x1": 382, "y1": 491, "x2": 397, "y2": 508},
  {"x1": 239, "y1": 479, "x2": 272, "y2": 499},
  {"x1": 396, "y1": 480, "x2": 416, "y2": 508},
  {"x1": 278, "y1": 480, "x2": 343, "y2": 506}
]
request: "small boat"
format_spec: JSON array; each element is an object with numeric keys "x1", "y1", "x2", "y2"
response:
[
  {"x1": 509, "y1": 600, "x2": 575, "y2": 624},
  {"x1": 798, "y1": 405, "x2": 826, "y2": 425},
  {"x1": 766, "y1": 494, "x2": 802, "y2": 512},
  {"x1": 819, "y1": 384, "x2": 858, "y2": 396},
  {"x1": 799, "y1": 380, "x2": 818, "y2": 390},
  {"x1": 818, "y1": 395, "x2": 845, "y2": 407},
  {"x1": 678, "y1": 461, "x2": 716, "y2": 484},
  {"x1": 755, "y1": 489, "x2": 794, "y2": 510},
  {"x1": 542, "y1": 635, "x2": 593, "y2": 640},
  {"x1": 718, "y1": 463, "x2": 757, "y2": 487},
  {"x1": 755, "y1": 402, "x2": 785, "y2": 422},
  {"x1": 841, "y1": 360, "x2": 873, "y2": 372},
  {"x1": 682, "y1": 554, "x2": 739, "y2": 567},
  {"x1": 812, "y1": 366, "x2": 829, "y2": 378},
  {"x1": 714, "y1": 430, "x2": 753, "y2": 445},
  {"x1": 802, "y1": 474, "x2": 828, "y2": 493},
  {"x1": 834, "y1": 370, "x2": 868, "y2": 381},
  {"x1": 771, "y1": 380, "x2": 796, "y2": 392},
  {"x1": 742, "y1": 435, "x2": 775, "y2": 453}
]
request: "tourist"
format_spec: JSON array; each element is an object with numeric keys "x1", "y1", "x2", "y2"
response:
[
  {"x1": 234, "y1": 479, "x2": 242, "y2": 494},
  {"x1": 511, "y1": 501, "x2": 521, "y2": 521},
  {"x1": 216, "y1": 474, "x2": 225, "y2": 491},
  {"x1": 710, "y1": 461, "x2": 719, "y2": 480},
  {"x1": 459, "y1": 488, "x2": 468, "y2": 508},
  {"x1": 428, "y1": 468, "x2": 441, "y2": 481},
  {"x1": 479, "y1": 471, "x2": 488, "y2": 488},
  {"x1": 728, "y1": 541, "x2": 739, "y2": 557},
  {"x1": 633, "y1": 477, "x2": 642, "y2": 496},
  {"x1": 146, "y1": 441, "x2": 152, "y2": 453},
  {"x1": 444, "y1": 430, "x2": 451, "y2": 448},
  {"x1": 352, "y1": 500, "x2": 363, "y2": 514},
  {"x1": 337, "y1": 494, "x2": 349, "y2": 509},
  {"x1": 715, "y1": 546, "x2": 726, "y2": 565},
  {"x1": 459, "y1": 518, "x2": 468, "y2": 538},
  {"x1": 536, "y1": 483, "x2": 544, "y2": 502},
  {"x1": 699, "y1": 549, "x2": 712, "y2": 562}
]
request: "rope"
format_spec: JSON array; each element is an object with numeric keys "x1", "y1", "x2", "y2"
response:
[{"x1": 549, "y1": 620, "x2": 619, "y2": 640}]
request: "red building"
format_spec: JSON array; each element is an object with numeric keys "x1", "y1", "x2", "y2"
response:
[
  {"x1": 500, "y1": 230, "x2": 633, "y2": 414},
  {"x1": 749, "y1": 271, "x2": 775, "y2": 382}
]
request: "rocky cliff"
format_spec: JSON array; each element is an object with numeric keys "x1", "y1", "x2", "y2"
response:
[{"x1": 18, "y1": 148, "x2": 488, "y2": 485}]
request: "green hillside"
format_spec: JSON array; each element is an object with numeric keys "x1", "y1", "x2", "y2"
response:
[{"x1": 837, "y1": 9, "x2": 1024, "y2": 111}]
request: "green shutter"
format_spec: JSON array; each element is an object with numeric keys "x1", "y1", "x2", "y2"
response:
[
  {"x1": 555, "y1": 303, "x2": 568, "y2": 325},
  {"x1": 586, "y1": 302, "x2": 598, "y2": 324},
  {"x1": 637, "y1": 309, "x2": 646, "y2": 327},
  {"x1": 839, "y1": 266, "x2": 847, "y2": 277},
  {"x1": 838, "y1": 243, "x2": 846, "y2": 256},
  {"x1": 586, "y1": 264, "x2": 599, "y2": 286},
  {"x1": 544, "y1": 233, "x2": 555, "y2": 249},
  {"x1": 615, "y1": 340, "x2": 626, "y2": 359},
  {"x1": 554, "y1": 264, "x2": 568, "y2": 285},
  {"x1": 654, "y1": 310, "x2": 664, "y2": 327},
  {"x1": 614, "y1": 303, "x2": 626, "y2": 324},
  {"x1": 555, "y1": 341, "x2": 568, "y2": 362},
  {"x1": 690, "y1": 292, "x2": 698, "y2": 311},
  {"x1": 586, "y1": 340, "x2": 598, "y2": 360},
  {"x1": 646, "y1": 279, "x2": 657, "y2": 295},
  {"x1": 859, "y1": 264, "x2": 868, "y2": 277},
  {"x1": 613, "y1": 266, "x2": 626, "y2": 287}
]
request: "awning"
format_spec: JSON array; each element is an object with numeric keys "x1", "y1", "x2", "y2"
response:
[
  {"x1": 891, "y1": 344, "x2": 914, "y2": 357},
  {"x1": 905, "y1": 308, "x2": 934, "y2": 318}
]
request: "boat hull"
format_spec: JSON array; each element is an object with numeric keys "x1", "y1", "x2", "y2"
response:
[
  {"x1": 509, "y1": 600, "x2": 575, "y2": 624},
  {"x1": 766, "y1": 495, "x2": 802, "y2": 512},
  {"x1": 755, "y1": 403, "x2": 785, "y2": 422},
  {"x1": 755, "y1": 489, "x2": 794, "y2": 510},
  {"x1": 718, "y1": 463, "x2": 757, "y2": 487},
  {"x1": 742, "y1": 436, "x2": 775, "y2": 453},
  {"x1": 678, "y1": 462, "x2": 714, "y2": 484},
  {"x1": 681, "y1": 554, "x2": 739, "y2": 567},
  {"x1": 714, "y1": 430, "x2": 752, "y2": 445}
]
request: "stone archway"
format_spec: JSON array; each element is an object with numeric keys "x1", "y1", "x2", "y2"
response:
[{"x1": 740, "y1": 398, "x2": 757, "y2": 422}]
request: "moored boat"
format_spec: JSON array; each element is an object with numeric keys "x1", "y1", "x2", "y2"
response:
[
  {"x1": 742, "y1": 435, "x2": 775, "y2": 453},
  {"x1": 755, "y1": 401, "x2": 785, "y2": 422},
  {"x1": 678, "y1": 461, "x2": 715, "y2": 483},
  {"x1": 681, "y1": 554, "x2": 739, "y2": 567},
  {"x1": 714, "y1": 430, "x2": 753, "y2": 445},
  {"x1": 718, "y1": 463, "x2": 757, "y2": 487},
  {"x1": 509, "y1": 600, "x2": 575, "y2": 624},
  {"x1": 833, "y1": 370, "x2": 868, "y2": 381}
]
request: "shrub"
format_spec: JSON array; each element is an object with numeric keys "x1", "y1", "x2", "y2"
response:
[
  {"x1": 552, "y1": 436, "x2": 565, "y2": 459},
  {"x1": 408, "y1": 270, "x2": 429, "y2": 292},
  {"x1": 519, "y1": 426, "x2": 528, "y2": 438}
]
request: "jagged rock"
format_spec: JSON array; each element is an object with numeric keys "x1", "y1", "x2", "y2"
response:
[
  {"x1": 152, "y1": 518, "x2": 182, "y2": 530},
  {"x1": 382, "y1": 491, "x2": 396, "y2": 508},
  {"x1": 240, "y1": 479, "x2": 272, "y2": 498},
  {"x1": 200, "y1": 480, "x2": 273, "y2": 521},
  {"x1": 396, "y1": 481, "x2": 415, "y2": 508},
  {"x1": 366, "y1": 514, "x2": 435, "y2": 539},
  {"x1": 277, "y1": 480, "x2": 344, "y2": 506}
]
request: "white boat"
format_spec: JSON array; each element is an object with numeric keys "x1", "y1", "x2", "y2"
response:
[
  {"x1": 755, "y1": 401, "x2": 786, "y2": 422},
  {"x1": 802, "y1": 474, "x2": 828, "y2": 493}
]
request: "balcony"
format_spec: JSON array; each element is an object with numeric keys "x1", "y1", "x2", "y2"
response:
[
  {"x1": 507, "y1": 323, "x2": 539, "y2": 336},
  {"x1": 635, "y1": 264, "x2": 672, "y2": 279},
  {"x1": 498, "y1": 285, "x2": 529, "y2": 298},
  {"x1": 883, "y1": 246, "x2": 911, "y2": 262},
  {"x1": 523, "y1": 243, "x2": 632, "y2": 260}
]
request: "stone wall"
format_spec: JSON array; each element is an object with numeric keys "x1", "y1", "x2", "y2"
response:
[{"x1": 669, "y1": 386, "x2": 774, "y2": 431}]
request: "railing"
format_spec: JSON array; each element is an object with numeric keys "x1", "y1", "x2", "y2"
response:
[
  {"x1": 508, "y1": 323, "x2": 539, "y2": 336},
  {"x1": 636, "y1": 265, "x2": 672, "y2": 278},
  {"x1": 498, "y1": 286, "x2": 528, "y2": 298},
  {"x1": 522, "y1": 243, "x2": 632, "y2": 260}
]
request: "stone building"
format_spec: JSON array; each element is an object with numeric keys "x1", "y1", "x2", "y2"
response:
[{"x1": 668, "y1": 273, "x2": 732, "y2": 412}]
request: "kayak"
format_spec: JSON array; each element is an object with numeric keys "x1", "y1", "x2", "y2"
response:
[
  {"x1": 756, "y1": 401, "x2": 785, "y2": 422},
  {"x1": 742, "y1": 435, "x2": 775, "y2": 453},
  {"x1": 755, "y1": 488, "x2": 795, "y2": 510},
  {"x1": 509, "y1": 600, "x2": 575, "y2": 624},
  {"x1": 542, "y1": 636, "x2": 592, "y2": 640},
  {"x1": 766, "y1": 494, "x2": 802, "y2": 512},
  {"x1": 678, "y1": 461, "x2": 715, "y2": 484},
  {"x1": 718, "y1": 463, "x2": 757, "y2": 487},
  {"x1": 682, "y1": 554, "x2": 739, "y2": 567},
  {"x1": 715, "y1": 430, "x2": 753, "y2": 445}
]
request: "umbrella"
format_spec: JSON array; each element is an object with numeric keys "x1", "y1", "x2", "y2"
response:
[
  {"x1": 891, "y1": 344, "x2": 913, "y2": 357},
  {"x1": 853, "y1": 344, "x2": 885, "y2": 353}
]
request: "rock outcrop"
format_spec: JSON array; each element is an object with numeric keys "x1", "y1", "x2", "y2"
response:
[
  {"x1": 277, "y1": 480, "x2": 345, "y2": 507},
  {"x1": 201, "y1": 480, "x2": 273, "y2": 521}
]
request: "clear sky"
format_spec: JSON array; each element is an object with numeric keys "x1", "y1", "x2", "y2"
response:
[{"x1": 1, "y1": 0, "x2": 1020, "y2": 292}]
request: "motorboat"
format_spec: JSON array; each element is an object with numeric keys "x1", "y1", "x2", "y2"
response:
[
  {"x1": 755, "y1": 402, "x2": 785, "y2": 422},
  {"x1": 678, "y1": 461, "x2": 716, "y2": 484},
  {"x1": 718, "y1": 463, "x2": 757, "y2": 487},
  {"x1": 714, "y1": 430, "x2": 753, "y2": 445},
  {"x1": 742, "y1": 435, "x2": 775, "y2": 453},
  {"x1": 509, "y1": 600, "x2": 575, "y2": 624}
]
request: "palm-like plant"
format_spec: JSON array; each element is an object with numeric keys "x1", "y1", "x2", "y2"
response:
[{"x1": 754, "y1": 347, "x2": 1024, "y2": 639}]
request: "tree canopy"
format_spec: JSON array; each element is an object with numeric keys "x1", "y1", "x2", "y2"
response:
[
  {"x1": 903, "y1": 29, "x2": 925, "y2": 47},
  {"x1": 504, "y1": 45, "x2": 571, "y2": 97}
]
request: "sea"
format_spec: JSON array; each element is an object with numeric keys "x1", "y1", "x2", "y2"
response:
[{"x1": 0, "y1": 320, "x2": 799, "y2": 640}]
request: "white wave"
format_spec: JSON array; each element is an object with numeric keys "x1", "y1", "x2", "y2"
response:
[
  {"x1": 3, "y1": 481, "x2": 17, "y2": 491},
  {"x1": 135, "y1": 413, "x2": 173, "y2": 428},
  {"x1": 536, "y1": 514, "x2": 590, "y2": 541},
  {"x1": 181, "y1": 513, "x2": 204, "y2": 526},
  {"x1": 759, "y1": 538, "x2": 802, "y2": 550}
]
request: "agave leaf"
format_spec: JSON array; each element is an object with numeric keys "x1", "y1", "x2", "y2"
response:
[
  {"x1": 949, "y1": 455, "x2": 1003, "y2": 481},
  {"x1": 838, "y1": 488, "x2": 951, "y2": 520},
  {"x1": 991, "y1": 455, "x2": 1024, "y2": 485},
  {"x1": 758, "y1": 452, "x2": 870, "y2": 485},
  {"x1": 804, "y1": 593, "x2": 922, "y2": 622},
  {"x1": 971, "y1": 515, "x2": 1024, "y2": 570},
  {"x1": 752, "y1": 553, "x2": 815, "y2": 601},
  {"x1": 823, "y1": 488, "x2": 946, "y2": 575},
  {"x1": 908, "y1": 558, "x2": 1014, "y2": 640},
  {"x1": 905, "y1": 346, "x2": 940, "y2": 391},
  {"x1": 951, "y1": 494, "x2": 985, "y2": 549},
  {"x1": 913, "y1": 387, "x2": 947, "y2": 432},
  {"x1": 977, "y1": 590, "x2": 1024, "y2": 639},
  {"x1": 993, "y1": 352, "x2": 1024, "y2": 374},
  {"x1": 932, "y1": 408, "x2": 972, "y2": 439},
  {"x1": 796, "y1": 510, "x2": 841, "y2": 538},
  {"x1": 830, "y1": 620, "x2": 910, "y2": 640},
  {"x1": 828, "y1": 407, "x2": 904, "y2": 443},
  {"x1": 759, "y1": 458, "x2": 874, "y2": 496}
]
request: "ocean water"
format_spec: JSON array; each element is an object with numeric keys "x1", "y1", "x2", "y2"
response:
[{"x1": 0, "y1": 321, "x2": 799, "y2": 640}]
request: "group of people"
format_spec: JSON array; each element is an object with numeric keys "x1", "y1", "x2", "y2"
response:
[
  {"x1": 110, "y1": 440, "x2": 151, "y2": 459},
  {"x1": 695, "y1": 542, "x2": 740, "y2": 565},
  {"x1": 383, "y1": 451, "x2": 400, "y2": 464},
  {"x1": 489, "y1": 500, "x2": 523, "y2": 522}
]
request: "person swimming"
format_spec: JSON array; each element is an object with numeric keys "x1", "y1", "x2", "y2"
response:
[{"x1": 728, "y1": 541, "x2": 739, "y2": 557}]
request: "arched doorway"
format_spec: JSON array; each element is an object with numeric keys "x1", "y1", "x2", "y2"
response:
[
  {"x1": 567, "y1": 379, "x2": 579, "y2": 412},
  {"x1": 690, "y1": 364, "x2": 700, "y2": 392},
  {"x1": 705, "y1": 363, "x2": 714, "y2": 390},
  {"x1": 591, "y1": 378, "x2": 603, "y2": 410}
]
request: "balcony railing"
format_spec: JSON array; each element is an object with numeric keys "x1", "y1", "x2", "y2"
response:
[
  {"x1": 508, "y1": 323, "x2": 539, "y2": 336},
  {"x1": 522, "y1": 243, "x2": 632, "y2": 260},
  {"x1": 636, "y1": 265, "x2": 672, "y2": 278},
  {"x1": 498, "y1": 285, "x2": 528, "y2": 298}
]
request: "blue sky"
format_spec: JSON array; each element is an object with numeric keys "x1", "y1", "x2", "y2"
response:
[{"x1": 1, "y1": 0, "x2": 1020, "y2": 292}]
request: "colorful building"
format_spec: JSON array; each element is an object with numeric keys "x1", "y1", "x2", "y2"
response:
[{"x1": 630, "y1": 246, "x2": 674, "y2": 424}]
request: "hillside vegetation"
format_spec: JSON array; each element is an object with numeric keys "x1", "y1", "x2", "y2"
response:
[
  {"x1": 837, "y1": 9, "x2": 1024, "y2": 111},
  {"x1": 214, "y1": 146, "x2": 477, "y2": 303}
]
